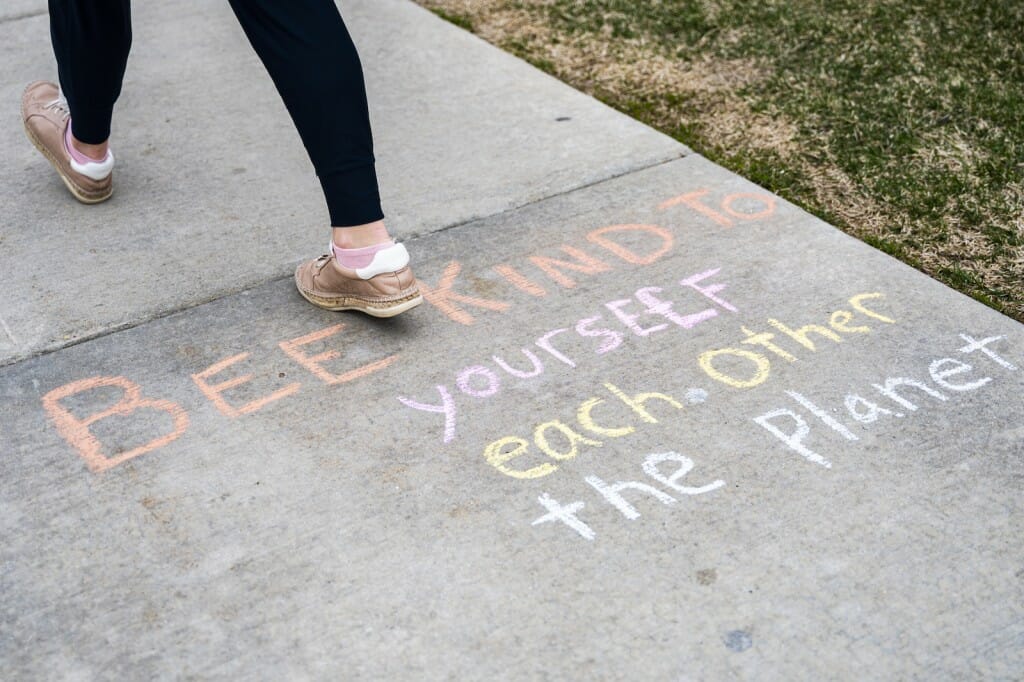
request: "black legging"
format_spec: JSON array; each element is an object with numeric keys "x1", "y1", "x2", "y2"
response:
[{"x1": 47, "y1": 0, "x2": 383, "y2": 227}]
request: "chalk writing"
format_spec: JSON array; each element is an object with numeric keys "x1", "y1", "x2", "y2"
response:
[
  {"x1": 418, "y1": 260, "x2": 511, "y2": 325},
  {"x1": 493, "y1": 264, "x2": 546, "y2": 297},
  {"x1": 416, "y1": 223, "x2": 677, "y2": 325},
  {"x1": 397, "y1": 386, "x2": 456, "y2": 443},
  {"x1": 38, "y1": 187, "x2": 780, "y2": 473},
  {"x1": 42, "y1": 377, "x2": 190, "y2": 472},
  {"x1": 278, "y1": 324, "x2": 400, "y2": 385},
  {"x1": 399, "y1": 268, "x2": 735, "y2": 443},
  {"x1": 532, "y1": 451, "x2": 725, "y2": 540},
  {"x1": 528, "y1": 246, "x2": 612, "y2": 288},
  {"x1": 41, "y1": 323, "x2": 400, "y2": 470},
  {"x1": 753, "y1": 332, "x2": 1018, "y2": 467},
  {"x1": 658, "y1": 188, "x2": 777, "y2": 227},
  {"x1": 697, "y1": 292, "x2": 896, "y2": 388},
  {"x1": 191, "y1": 353, "x2": 301, "y2": 418},
  {"x1": 484, "y1": 382, "x2": 684, "y2": 479}
]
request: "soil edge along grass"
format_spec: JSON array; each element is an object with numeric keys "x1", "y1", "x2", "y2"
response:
[{"x1": 415, "y1": 0, "x2": 1024, "y2": 321}]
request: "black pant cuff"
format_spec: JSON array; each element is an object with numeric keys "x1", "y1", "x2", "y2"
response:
[
  {"x1": 320, "y1": 163, "x2": 384, "y2": 227},
  {"x1": 67, "y1": 101, "x2": 114, "y2": 144}
]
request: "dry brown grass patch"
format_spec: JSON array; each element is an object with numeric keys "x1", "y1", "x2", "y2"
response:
[{"x1": 416, "y1": 0, "x2": 1024, "y2": 318}]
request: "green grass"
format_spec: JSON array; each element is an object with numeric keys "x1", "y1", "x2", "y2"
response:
[
  {"x1": 430, "y1": 7, "x2": 475, "y2": 32},
  {"x1": 421, "y1": 0, "x2": 1024, "y2": 320}
]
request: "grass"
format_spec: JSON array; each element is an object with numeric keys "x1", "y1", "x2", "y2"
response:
[{"x1": 415, "y1": 0, "x2": 1024, "y2": 320}]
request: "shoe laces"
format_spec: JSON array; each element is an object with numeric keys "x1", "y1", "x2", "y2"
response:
[{"x1": 44, "y1": 93, "x2": 70, "y2": 121}]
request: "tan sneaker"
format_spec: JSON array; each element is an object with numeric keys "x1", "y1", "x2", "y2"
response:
[
  {"x1": 294, "y1": 242, "x2": 423, "y2": 317},
  {"x1": 22, "y1": 81, "x2": 113, "y2": 204}
]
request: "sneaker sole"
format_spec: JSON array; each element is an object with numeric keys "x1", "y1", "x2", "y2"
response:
[
  {"x1": 295, "y1": 279, "x2": 424, "y2": 318},
  {"x1": 23, "y1": 120, "x2": 112, "y2": 205}
]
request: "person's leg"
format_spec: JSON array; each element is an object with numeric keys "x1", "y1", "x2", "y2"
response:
[
  {"x1": 22, "y1": 1, "x2": 129, "y2": 203},
  {"x1": 228, "y1": 0, "x2": 421, "y2": 316},
  {"x1": 226, "y1": 0, "x2": 385, "y2": 242},
  {"x1": 49, "y1": 0, "x2": 132, "y2": 157}
]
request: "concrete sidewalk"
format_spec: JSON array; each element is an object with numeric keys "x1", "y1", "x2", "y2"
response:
[
  {"x1": 0, "y1": 0, "x2": 683, "y2": 367},
  {"x1": 2, "y1": 1, "x2": 1023, "y2": 680}
]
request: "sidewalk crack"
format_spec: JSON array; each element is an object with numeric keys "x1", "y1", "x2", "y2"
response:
[
  {"x1": 0, "y1": 150, "x2": 689, "y2": 370},
  {"x1": 0, "y1": 9, "x2": 47, "y2": 24}
]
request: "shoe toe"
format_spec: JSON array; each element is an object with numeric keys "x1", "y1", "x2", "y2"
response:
[
  {"x1": 22, "y1": 81, "x2": 57, "y2": 117},
  {"x1": 294, "y1": 255, "x2": 328, "y2": 295}
]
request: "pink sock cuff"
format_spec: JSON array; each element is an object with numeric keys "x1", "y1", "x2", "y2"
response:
[
  {"x1": 332, "y1": 240, "x2": 395, "y2": 269},
  {"x1": 65, "y1": 122, "x2": 110, "y2": 164}
]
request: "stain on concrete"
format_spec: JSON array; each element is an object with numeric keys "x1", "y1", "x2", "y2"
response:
[
  {"x1": 724, "y1": 630, "x2": 753, "y2": 653},
  {"x1": 696, "y1": 568, "x2": 717, "y2": 586},
  {"x1": 449, "y1": 502, "x2": 481, "y2": 518},
  {"x1": 684, "y1": 387, "x2": 709, "y2": 404}
]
